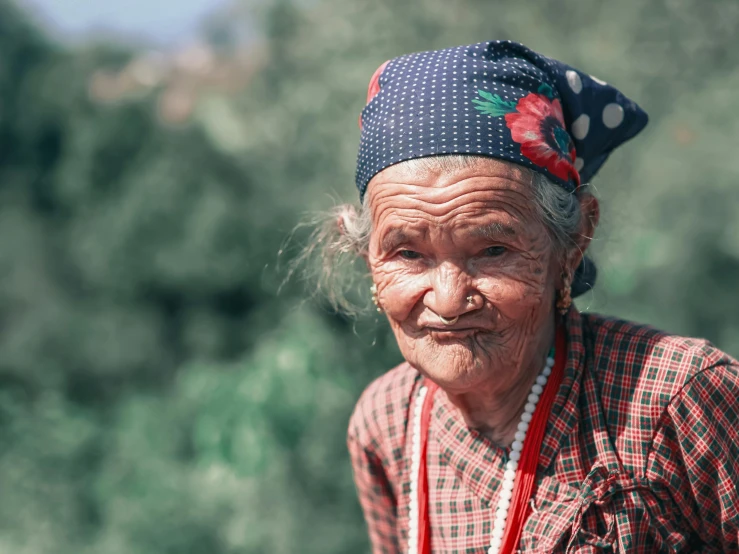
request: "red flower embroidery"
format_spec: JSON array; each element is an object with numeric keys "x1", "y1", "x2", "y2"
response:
[
  {"x1": 366, "y1": 61, "x2": 389, "y2": 104},
  {"x1": 504, "y1": 94, "x2": 579, "y2": 184},
  {"x1": 359, "y1": 60, "x2": 390, "y2": 129}
]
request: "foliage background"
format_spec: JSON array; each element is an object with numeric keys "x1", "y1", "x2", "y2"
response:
[{"x1": 1, "y1": 0, "x2": 738, "y2": 552}]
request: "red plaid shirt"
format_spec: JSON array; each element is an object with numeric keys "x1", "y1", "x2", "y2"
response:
[{"x1": 348, "y1": 310, "x2": 739, "y2": 553}]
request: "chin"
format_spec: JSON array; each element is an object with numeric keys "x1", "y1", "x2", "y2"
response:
[{"x1": 403, "y1": 338, "x2": 498, "y2": 392}]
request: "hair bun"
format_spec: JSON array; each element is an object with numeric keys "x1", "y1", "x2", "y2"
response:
[{"x1": 571, "y1": 256, "x2": 597, "y2": 298}]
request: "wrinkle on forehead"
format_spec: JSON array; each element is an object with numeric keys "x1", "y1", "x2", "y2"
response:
[
  {"x1": 374, "y1": 156, "x2": 531, "y2": 188},
  {"x1": 366, "y1": 158, "x2": 538, "y2": 233}
]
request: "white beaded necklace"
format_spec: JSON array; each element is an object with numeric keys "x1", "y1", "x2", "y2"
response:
[{"x1": 408, "y1": 353, "x2": 555, "y2": 554}]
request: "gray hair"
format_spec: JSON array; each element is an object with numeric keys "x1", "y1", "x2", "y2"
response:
[{"x1": 291, "y1": 155, "x2": 595, "y2": 314}]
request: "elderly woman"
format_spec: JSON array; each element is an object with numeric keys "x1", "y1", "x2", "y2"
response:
[{"x1": 329, "y1": 41, "x2": 739, "y2": 553}]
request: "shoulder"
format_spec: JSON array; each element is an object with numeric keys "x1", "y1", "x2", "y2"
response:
[
  {"x1": 651, "y1": 360, "x2": 739, "y2": 482},
  {"x1": 578, "y1": 312, "x2": 738, "y2": 467},
  {"x1": 347, "y1": 361, "x2": 420, "y2": 464},
  {"x1": 663, "y1": 360, "x2": 739, "y2": 427},
  {"x1": 581, "y1": 312, "x2": 736, "y2": 401}
]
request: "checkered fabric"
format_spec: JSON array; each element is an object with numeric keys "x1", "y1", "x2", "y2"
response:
[{"x1": 347, "y1": 310, "x2": 739, "y2": 553}]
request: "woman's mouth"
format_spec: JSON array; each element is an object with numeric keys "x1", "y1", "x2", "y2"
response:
[{"x1": 424, "y1": 327, "x2": 484, "y2": 340}]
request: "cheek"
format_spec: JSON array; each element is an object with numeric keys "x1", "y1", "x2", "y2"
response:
[
  {"x1": 370, "y1": 262, "x2": 426, "y2": 320},
  {"x1": 475, "y1": 256, "x2": 556, "y2": 315}
]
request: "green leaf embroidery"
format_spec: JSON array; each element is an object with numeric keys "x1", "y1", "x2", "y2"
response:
[
  {"x1": 472, "y1": 90, "x2": 517, "y2": 117},
  {"x1": 538, "y1": 82, "x2": 555, "y2": 99}
]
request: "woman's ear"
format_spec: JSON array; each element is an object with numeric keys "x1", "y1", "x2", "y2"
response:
[
  {"x1": 336, "y1": 206, "x2": 371, "y2": 265},
  {"x1": 580, "y1": 193, "x2": 600, "y2": 245},
  {"x1": 336, "y1": 213, "x2": 347, "y2": 235},
  {"x1": 336, "y1": 205, "x2": 357, "y2": 240},
  {"x1": 567, "y1": 192, "x2": 600, "y2": 272}
]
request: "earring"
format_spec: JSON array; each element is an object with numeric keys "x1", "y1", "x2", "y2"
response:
[
  {"x1": 556, "y1": 272, "x2": 572, "y2": 316},
  {"x1": 370, "y1": 284, "x2": 383, "y2": 313}
]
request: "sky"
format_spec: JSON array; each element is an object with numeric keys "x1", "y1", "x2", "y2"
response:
[{"x1": 20, "y1": 0, "x2": 228, "y2": 45}]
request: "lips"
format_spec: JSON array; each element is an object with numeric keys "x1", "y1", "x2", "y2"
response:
[
  {"x1": 424, "y1": 326, "x2": 479, "y2": 332},
  {"x1": 423, "y1": 326, "x2": 488, "y2": 338},
  {"x1": 421, "y1": 321, "x2": 494, "y2": 333},
  {"x1": 415, "y1": 313, "x2": 496, "y2": 336}
]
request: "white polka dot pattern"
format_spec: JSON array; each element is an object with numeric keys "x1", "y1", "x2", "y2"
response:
[
  {"x1": 571, "y1": 114, "x2": 590, "y2": 140},
  {"x1": 566, "y1": 70, "x2": 582, "y2": 94},
  {"x1": 590, "y1": 74, "x2": 608, "y2": 86},
  {"x1": 355, "y1": 41, "x2": 648, "y2": 200},
  {"x1": 602, "y1": 103, "x2": 625, "y2": 128}
]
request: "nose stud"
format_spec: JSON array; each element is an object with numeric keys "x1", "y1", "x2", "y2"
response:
[
  {"x1": 466, "y1": 295, "x2": 474, "y2": 304},
  {"x1": 439, "y1": 315, "x2": 459, "y2": 326}
]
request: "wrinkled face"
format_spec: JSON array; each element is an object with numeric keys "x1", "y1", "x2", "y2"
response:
[{"x1": 365, "y1": 158, "x2": 562, "y2": 394}]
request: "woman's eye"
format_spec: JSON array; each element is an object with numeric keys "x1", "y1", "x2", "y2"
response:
[
  {"x1": 399, "y1": 250, "x2": 422, "y2": 260},
  {"x1": 484, "y1": 246, "x2": 507, "y2": 257}
]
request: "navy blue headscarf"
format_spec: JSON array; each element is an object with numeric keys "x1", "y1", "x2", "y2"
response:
[{"x1": 356, "y1": 41, "x2": 647, "y2": 199}]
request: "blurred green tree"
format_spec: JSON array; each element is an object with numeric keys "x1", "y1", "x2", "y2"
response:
[{"x1": 1, "y1": 0, "x2": 738, "y2": 552}]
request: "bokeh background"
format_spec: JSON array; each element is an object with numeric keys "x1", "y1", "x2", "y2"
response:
[{"x1": 2, "y1": 0, "x2": 739, "y2": 552}]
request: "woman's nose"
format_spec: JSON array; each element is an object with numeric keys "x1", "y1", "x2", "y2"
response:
[{"x1": 423, "y1": 262, "x2": 476, "y2": 318}]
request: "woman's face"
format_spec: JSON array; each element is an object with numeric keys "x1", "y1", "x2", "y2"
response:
[{"x1": 365, "y1": 158, "x2": 563, "y2": 395}]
